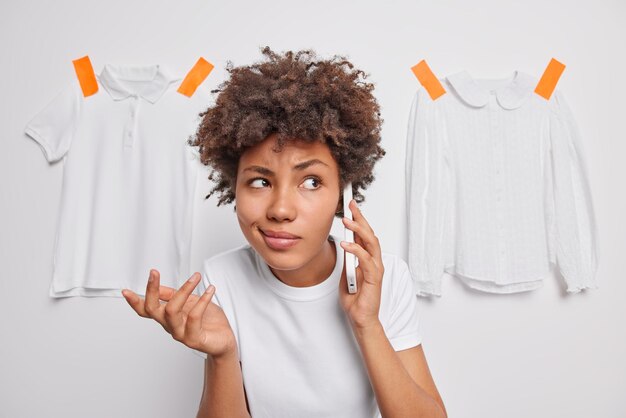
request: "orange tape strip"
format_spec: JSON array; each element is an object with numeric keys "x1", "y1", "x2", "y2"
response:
[
  {"x1": 177, "y1": 57, "x2": 214, "y2": 97},
  {"x1": 72, "y1": 56, "x2": 98, "y2": 97},
  {"x1": 411, "y1": 60, "x2": 446, "y2": 100},
  {"x1": 535, "y1": 58, "x2": 566, "y2": 100}
]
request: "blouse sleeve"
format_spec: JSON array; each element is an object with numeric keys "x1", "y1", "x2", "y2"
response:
[
  {"x1": 548, "y1": 90, "x2": 599, "y2": 292},
  {"x1": 24, "y1": 80, "x2": 81, "y2": 163},
  {"x1": 405, "y1": 88, "x2": 450, "y2": 297}
]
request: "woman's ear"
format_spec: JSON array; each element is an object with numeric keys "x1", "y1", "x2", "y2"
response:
[{"x1": 335, "y1": 194, "x2": 344, "y2": 216}]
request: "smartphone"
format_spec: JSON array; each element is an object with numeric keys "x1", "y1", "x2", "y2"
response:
[{"x1": 343, "y1": 182, "x2": 358, "y2": 294}]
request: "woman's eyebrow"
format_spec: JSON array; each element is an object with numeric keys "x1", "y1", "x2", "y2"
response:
[
  {"x1": 242, "y1": 159, "x2": 328, "y2": 176},
  {"x1": 293, "y1": 159, "x2": 328, "y2": 170},
  {"x1": 243, "y1": 166, "x2": 274, "y2": 176}
]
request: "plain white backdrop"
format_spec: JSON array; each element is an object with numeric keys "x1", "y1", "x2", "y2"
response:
[{"x1": 1, "y1": 0, "x2": 624, "y2": 417}]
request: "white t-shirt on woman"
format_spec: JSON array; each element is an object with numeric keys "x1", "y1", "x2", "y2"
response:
[{"x1": 192, "y1": 235, "x2": 422, "y2": 418}]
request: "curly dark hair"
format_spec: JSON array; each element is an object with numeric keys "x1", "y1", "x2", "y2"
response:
[{"x1": 188, "y1": 46, "x2": 385, "y2": 217}]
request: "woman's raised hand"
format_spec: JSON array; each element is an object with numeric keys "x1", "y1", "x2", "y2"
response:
[
  {"x1": 339, "y1": 199, "x2": 385, "y2": 330},
  {"x1": 121, "y1": 270, "x2": 237, "y2": 359}
]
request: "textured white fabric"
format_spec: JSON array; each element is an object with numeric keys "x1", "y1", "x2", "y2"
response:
[
  {"x1": 25, "y1": 64, "x2": 209, "y2": 297},
  {"x1": 191, "y1": 235, "x2": 422, "y2": 418},
  {"x1": 405, "y1": 70, "x2": 599, "y2": 296}
]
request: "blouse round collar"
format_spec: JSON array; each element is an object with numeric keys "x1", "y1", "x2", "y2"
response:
[{"x1": 445, "y1": 70, "x2": 537, "y2": 110}]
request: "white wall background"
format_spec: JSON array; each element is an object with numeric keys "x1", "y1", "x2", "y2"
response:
[{"x1": 1, "y1": 0, "x2": 624, "y2": 417}]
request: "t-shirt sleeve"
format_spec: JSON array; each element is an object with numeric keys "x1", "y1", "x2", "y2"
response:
[
  {"x1": 384, "y1": 258, "x2": 422, "y2": 351},
  {"x1": 24, "y1": 80, "x2": 81, "y2": 163}
]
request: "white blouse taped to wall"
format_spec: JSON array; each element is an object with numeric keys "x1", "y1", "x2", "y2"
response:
[{"x1": 405, "y1": 70, "x2": 599, "y2": 296}]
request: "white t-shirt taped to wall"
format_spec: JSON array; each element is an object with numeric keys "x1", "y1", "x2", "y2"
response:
[
  {"x1": 191, "y1": 235, "x2": 422, "y2": 418},
  {"x1": 24, "y1": 64, "x2": 209, "y2": 297}
]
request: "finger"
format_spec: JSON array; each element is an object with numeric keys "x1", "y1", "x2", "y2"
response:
[
  {"x1": 158, "y1": 285, "x2": 176, "y2": 301},
  {"x1": 144, "y1": 270, "x2": 164, "y2": 321},
  {"x1": 343, "y1": 216, "x2": 379, "y2": 258},
  {"x1": 159, "y1": 286, "x2": 200, "y2": 316},
  {"x1": 121, "y1": 289, "x2": 149, "y2": 318},
  {"x1": 353, "y1": 233, "x2": 375, "y2": 265},
  {"x1": 344, "y1": 217, "x2": 369, "y2": 260},
  {"x1": 349, "y1": 199, "x2": 374, "y2": 234},
  {"x1": 340, "y1": 240, "x2": 381, "y2": 285},
  {"x1": 344, "y1": 201, "x2": 382, "y2": 261},
  {"x1": 163, "y1": 273, "x2": 202, "y2": 334},
  {"x1": 166, "y1": 273, "x2": 201, "y2": 310},
  {"x1": 186, "y1": 284, "x2": 217, "y2": 346}
]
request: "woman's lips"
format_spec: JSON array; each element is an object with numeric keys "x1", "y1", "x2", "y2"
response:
[{"x1": 260, "y1": 229, "x2": 301, "y2": 250}]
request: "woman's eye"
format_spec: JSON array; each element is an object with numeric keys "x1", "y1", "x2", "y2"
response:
[
  {"x1": 250, "y1": 178, "x2": 269, "y2": 188},
  {"x1": 301, "y1": 177, "x2": 320, "y2": 190}
]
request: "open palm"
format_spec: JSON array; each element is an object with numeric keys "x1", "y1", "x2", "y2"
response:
[{"x1": 122, "y1": 270, "x2": 237, "y2": 359}]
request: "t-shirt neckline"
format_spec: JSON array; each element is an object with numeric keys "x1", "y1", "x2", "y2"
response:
[
  {"x1": 255, "y1": 235, "x2": 343, "y2": 301},
  {"x1": 98, "y1": 64, "x2": 179, "y2": 103}
]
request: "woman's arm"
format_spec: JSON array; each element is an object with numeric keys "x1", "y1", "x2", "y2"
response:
[
  {"x1": 339, "y1": 200, "x2": 446, "y2": 417},
  {"x1": 353, "y1": 323, "x2": 447, "y2": 418},
  {"x1": 197, "y1": 352, "x2": 250, "y2": 418}
]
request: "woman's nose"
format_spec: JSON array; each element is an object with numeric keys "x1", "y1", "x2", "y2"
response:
[{"x1": 266, "y1": 187, "x2": 296, "y2": 222}]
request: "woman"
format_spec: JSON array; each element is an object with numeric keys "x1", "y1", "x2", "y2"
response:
[{"x1": 122, "y1": 47, "x2": 447, "y2": 418}]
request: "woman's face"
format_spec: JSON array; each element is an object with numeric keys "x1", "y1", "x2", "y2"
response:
[{"x1": 235, "y1": 133, "x2": 341, "y2": 283}]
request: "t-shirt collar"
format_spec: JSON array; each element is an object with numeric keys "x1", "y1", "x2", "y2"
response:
[
  {"x1": 98, "y1": 64, "x2": 179, "y2": 104},
  {"x1": 256, "y1": 235, "x2": 343, "y2": 301},
  {"x1": 445, "y1": 70, "x2": 536, "y2": 110}
]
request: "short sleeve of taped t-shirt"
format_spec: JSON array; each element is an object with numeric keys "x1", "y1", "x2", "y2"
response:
[{"x1": 25, "y1": 80, "x2": 81, "y2": 163}]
